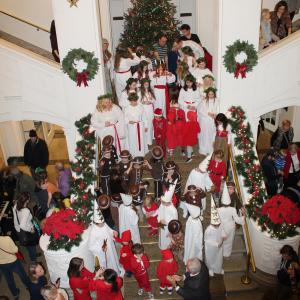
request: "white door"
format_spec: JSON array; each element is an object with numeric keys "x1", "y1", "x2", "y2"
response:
[
  {"x1": 262, "y1": 109, "x2": 281, "y2": 132},
  {"x1": 176, "y1": 0, "x2": 196, "y2": 32},
  {"x1": 110, "y1": 0, "x2": 125, "y2": 50}
]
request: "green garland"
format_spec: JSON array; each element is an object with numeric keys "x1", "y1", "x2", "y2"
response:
[
  {"x1": 229, "y1": 106, "x2": 298, "y2": 239},
  {"x1": 62, "y1": 48, "x2": 99, "y2": 86},
  {"x1": 223, "y1": 40, "x2": 258, "y2": 78},
  {"x1": 70, "y1": 114, "x2": 97, "y2": 225}
]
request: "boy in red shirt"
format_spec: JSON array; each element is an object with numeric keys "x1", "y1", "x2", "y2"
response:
[
  {"x1": 130, "y1": 243, "x2": 154, "y2": 299},
  {"x1": 153, "y1": 108, "x2": 167, "y2": 157},
  {"x1": 115, "y1": 230, "x2": 133, "y2": 277},
  {"x1": 156, "y1": 249, "x2": 178, "y2": 295}
]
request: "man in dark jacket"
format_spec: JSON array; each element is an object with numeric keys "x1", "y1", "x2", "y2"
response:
[
  {"x1": 168, "y1": 257, "x2": 211, "y2": 300},
  {"x1": 261, "y1": 149, "x2": 279, "y2": 196},
  {"x1": 23, "y1": 130, "x2": 49, "y2": 176}
]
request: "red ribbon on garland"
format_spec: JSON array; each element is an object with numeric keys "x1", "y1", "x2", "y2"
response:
[
  {"x1": 76, "y1": 72, "x2": 89, "y2": 87},
  {"x1": 234, "y1": 63, "x2": 247, "y2": 79}
]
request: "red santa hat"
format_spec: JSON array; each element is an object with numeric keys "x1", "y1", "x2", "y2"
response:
[
  {"x1": 154, "y1": 108, "x2": 163, "y2": 117},
  {"x1": 161, "y1": 249, "x2": 174, "y2": 260},
  {"x1": 115, "y1": 230, "x2": 132, "y2": 243}
]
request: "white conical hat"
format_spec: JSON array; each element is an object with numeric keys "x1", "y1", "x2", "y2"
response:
[
  {"x1": 199, "y1": 153, "x2": 213, "y2": 173},
  {"x1": 210, "y1": 196, "x2": 221, "y2": 225},
  {"x1": 161, "y1": 179, "x2": 178, "y2": 203},
  {"x1": 221, "y1": 182, "x2": 231, "y2": 205},
  {"x1": 93, "y1": 199, "x2": 105, "y2": 224},
  {"x1": 186, "y1": 203, "x2": 201, "y2": 219},
  {"x1": 120, "y1": 193, "x2": 133, "y2": 206}
]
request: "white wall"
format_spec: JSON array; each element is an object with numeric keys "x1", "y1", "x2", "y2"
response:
[{"x1": 0, "y1": 0, "x2": 53, "y2": 51}]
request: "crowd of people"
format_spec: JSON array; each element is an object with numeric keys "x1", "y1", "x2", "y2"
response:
[{"x1": 259, "y1": 0, "x2": 300, "y2": 50}]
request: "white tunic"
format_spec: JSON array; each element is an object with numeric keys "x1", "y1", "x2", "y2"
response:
[
  {"x1": 178, "y1": 88, "x2": 201, "y2": 120},
  {"x1": 124, "y1": 104, "x2": 148, "y2": 157},
  {"x1": 157, "y1": 204, "x2": 178, "y2": 250},
  {"x1": 119, "y1": 90, "x2": 140, "y2": 110},
  {"x1": 114, "y1": 55, "x2": 141, "y2": 100},
  {"x1": 149, "y1": 72, "x2": 176, "y2": 117},
  {"x1": 118, "y1": 204, "x2": 141, "y2": 244},
  {"x1": 140, "y1": 91, "x2": 155, "y2": 145},
  {"x1": 91, "y1": 105, "x2": 125, "y2": 154},
  {"x1": 198, "y1": 98, "x2": 220, "y2": 155},
  {"x1": 184, "y1": 216, "x2": 203, "y2": 264},
  {"x1": 88, "y1": 223, "x2": 123, "y2": 275},
  {"x1": 218, "y1": 207, "x2": 244, "y2": 257},
  {"x1": 190, "y1": 68, "x2": 214, "y2": 85},
  {"x1": 204, "y1": 225, "x2": 225, "y2": 275}
]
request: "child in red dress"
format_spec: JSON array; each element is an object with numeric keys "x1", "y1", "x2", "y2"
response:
[
  {"x1": 166, "y1": 99, "x2": 186, "y2": 158},
  {"x1": 156, "y1": 249, "x2": 178, "y2": 295},
  {"x1": 153, "y1": 108, "x2": 167, "y2": 157},
  {"x1": 208, "y1": 150, "x2": 226, "y2": 194},
  {"x1": 115, "y1": 230, "x2": 133, "y2": 277},
  {"x1": 142, "y1": 195, "x2": 158, "y2": 236},
  {"x1": 130, "y1": 243, "x2": 154, "y2": 299}
]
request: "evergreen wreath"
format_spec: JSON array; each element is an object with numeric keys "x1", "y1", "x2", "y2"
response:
[
  {"x1": 62, "y1": 48, "x2": 99, "y2": 87},
  {"x1": 229, "y1": 106, "x2": 299, "y2": 239},
  {"x1": 223, "y1": 40, "x2": 258, "y2": 79}
]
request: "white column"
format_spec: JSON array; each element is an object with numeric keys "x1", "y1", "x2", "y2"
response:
[
  {"x1": 0, "y1": 121, "x2": 25, "y2": 162},
  {"x1": 51, "y1": 0, "x2": 106, "y2": 158},
  {"x1": 99, "y1": 0, "x2": 113, "y2": 52},
  {"x1": 217, "y1": 0, "x2": 261, "y2": 114}
]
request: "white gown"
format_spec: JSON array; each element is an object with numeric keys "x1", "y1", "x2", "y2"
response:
[
  {"x1": 119, "y1": 90, "x2": 140, "y2": 110},
  {"x1": 157, "y1": 204, "x2": 178, "y2": 250},
  {"x1": 198, "y1": 98, "x2": 220, "y2": 155},
  {"x1": 183, "y1": 216, "x2": 203, "y2": 264},
  {"x1": 190, "y1": 68, "x2": 214, "y2": 85},
  {"x1": 218, "y1": 207, "x2": 244, "y2": 257},
  {"x1": 118, "y1": 204, "x2": 141, "y2": 244},
  {"x1": 124, "y1": 103, "x2": 148, "y2": 157},
  {"x1": 88, "y1": 223, "x2": 123, "y2": 275},
  {"x1": 149, "y1": 72, "x2": 176, "y2": 117},
  {"x1": 178, "y1": 88, "x2": 201, "y2": 118},
  {"x1": 114, "y1": 55, "x2": 141, "y2": 100},
  {"x1": 141, "y1": 91, "x2": 155, "y2": 146},
  {"x1": 91, "y1": 105, "x2": 125, "y2": 154},
  {"x1": 204, "y1": 225, "x2": 225, "y2": 275}
]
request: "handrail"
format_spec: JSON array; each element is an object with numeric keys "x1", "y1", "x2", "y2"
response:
[
  {"x1": 228, "y1": 146, "x2": 256, "y2": 274},
  {"x1": 0, "y1": 10, "x2": 50, "y2": 33}
]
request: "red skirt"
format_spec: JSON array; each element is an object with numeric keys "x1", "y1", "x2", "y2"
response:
[{"x1": 183, "y1": 121, "x2": 200, "y2": 146}]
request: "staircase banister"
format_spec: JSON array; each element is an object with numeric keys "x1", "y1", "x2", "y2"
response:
[
  {"x1": 0, "y1": 9, "x2": 50, "y2": 33},
  {"x1": 228, "y1": 145, "x2": 256, "y2": 273}
]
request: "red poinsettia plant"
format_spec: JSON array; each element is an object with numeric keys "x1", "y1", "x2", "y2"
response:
[
  {"x1": 43, "y1": 209, "x2": 86, "y2": 252},
  {"x1": 261, "y1": 195, "x2": 300, "y2": 225}
]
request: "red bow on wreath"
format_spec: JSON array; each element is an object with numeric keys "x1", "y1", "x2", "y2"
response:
[
  {"x1": 234, "y1": 63, "x2": 247, "y2": 79},
  {"x1": 76, "y1": 71, "x2": 89, "y2": 87}
]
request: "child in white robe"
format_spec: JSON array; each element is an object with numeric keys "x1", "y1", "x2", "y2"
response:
[
  {"x1": 124, "y1": 93, "x2": 149, "y2": 157},
  {"x1": 88, "y1": 200, "x2": 123, "y2": 275},
  {"x1": 190, "y1": 58, "x2": 214, "y2": 86},
  {"x1": 158, "y1": 179, "x2": 178, "y2": 250},
  {"x1": 119, "y1": 77, "x2": 139, "y2": 109},
  {"x1": 204, "y1": 197, "x2": 226, "y2": 277},
  {"x1": 91, "y1": 94, "x2": 125, "y2": 154},
  {"x1": 119, "y1": 193, "x2": 141, "y2": 244},
  {"x1": 149, "y1": 64, "x2": 176, "y2": 117},
  {"x1": 183, "y1": 203, "x2": 203, "y2": 264},
  {"x1": 218, "y1": 182, "x2": 245, "y2": 257},
  {"x1": 114, "y1": 47, "x2": 141, "y2": 101},
  {"x1": 140, "y1": 78, "x2": 155, "y2": 146},
  {"x1": 198, "y1": 87, "x2": 220, "y2": 155}
]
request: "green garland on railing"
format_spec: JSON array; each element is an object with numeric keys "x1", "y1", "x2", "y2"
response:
[{"x1": 229, "y1": 106, "x2": 299, "y2": 239}]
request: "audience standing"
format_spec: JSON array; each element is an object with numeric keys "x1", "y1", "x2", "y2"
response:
[
  {"x1": 180, "y1": 24, "x2": 201, "y2": 45},
  {"x1": 271, "y1": 120, "x2": 294, "y2": 150},
  {"x1": 55, "y1": 162, "x2": 71, "y2": 198}
]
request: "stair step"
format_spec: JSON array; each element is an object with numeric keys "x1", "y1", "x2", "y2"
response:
[
  {"x1": 224, "y1": 272, "x2": 259, "y2": 294},
  {"x1": 223, "y1": 254, "x2": 246, "y2": 273},
  {"x1": 231, "y1": 235, "x2": 246, "y2": 255},
  {"x1": 226, "y1": 290, "x2": 264, "y2": 300}
]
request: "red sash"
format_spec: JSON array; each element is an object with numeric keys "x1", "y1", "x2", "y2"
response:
[
  {"x1": 109, "y1": 122, "x2": 121, "y2": 153},
  {"x1": 154, "y1": 85, "x2": 170, "y2": 114},
  {"x1": 115, "y1": 69, "x2": 130, "y2": 74}
]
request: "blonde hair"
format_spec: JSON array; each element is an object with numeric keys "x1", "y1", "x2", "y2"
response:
[
  {"x1": 261, "y1": 8, "x2": 270, "y2": 20},
  {"x1": 282, "y1": 119, "x2": 291, "y2": 127},
  {"x1": 96, "y1": 97, "x2": 113, "y2": 112}
]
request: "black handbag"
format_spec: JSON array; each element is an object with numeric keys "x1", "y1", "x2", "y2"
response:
[{"x1": 16, "y1": 210, "x2": 39, "y2": 246}]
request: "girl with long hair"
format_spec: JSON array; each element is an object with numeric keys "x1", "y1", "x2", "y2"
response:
[
  {"x1": 119, "y1": 78, "x2": 139, "y2": 109},
  {"x1": 114, "y1": 46, "x2": 140, "y2": 101},
  {"x1": 67, "y1": 257, "x2": 94, "y2": 300},
  {"x1": 198, "y1": 87, "x2": 220, "y2": 155},
  {"x1": 89, "y1": 268, "x2": 123, "y2": 300}
]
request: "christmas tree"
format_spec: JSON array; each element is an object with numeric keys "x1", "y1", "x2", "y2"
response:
[{"x1": 120, "y1": 0, "x2": 180, "y2": 49}]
